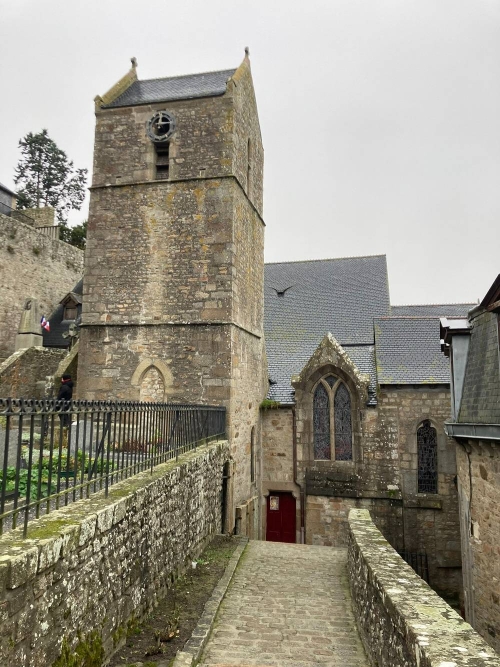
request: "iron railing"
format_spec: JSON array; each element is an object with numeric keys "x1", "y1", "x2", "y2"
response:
[
  {"x1": 398, "y1": 550, "x2": 429, "y2": 583},
  {"x1": 0, "y1": 201, "x2": 35, "y2": 226},
  {"x1": 0, "y1": 398, "x2": 226, "y2": 536},
  {"x1": 36, "y1": 224, "x2": 60, "y2": 240}
]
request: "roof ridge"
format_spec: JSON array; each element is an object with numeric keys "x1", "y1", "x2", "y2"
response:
[
  {"x1": 265, "y1": 254, "x2": 387, "y2": 266},
  {"x1": 375, "y1": 316, "x2": 441, "y2": 320},
  {"x1": 392, "y1": 302, "x2": 476, "y2": 307},
  {"x1": 136, "y1": 68, "x2": 236, "y2": 85}
]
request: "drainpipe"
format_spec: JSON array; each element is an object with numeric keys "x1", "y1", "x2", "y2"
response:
[{"x1": 292, "y1": 406, "x2": 305, "y2": 544}]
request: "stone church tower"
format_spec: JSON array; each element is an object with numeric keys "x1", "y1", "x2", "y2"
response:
[{"x1": 78, "y1": 55, "x2": 267, "y2": 530}]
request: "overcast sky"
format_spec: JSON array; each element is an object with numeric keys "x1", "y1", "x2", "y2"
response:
[{"x1": 1, "y1": 0, "x2": 499, "y2": 304}]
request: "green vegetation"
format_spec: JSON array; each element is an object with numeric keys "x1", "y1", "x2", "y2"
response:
[
  {"x1": 60, "y1": 219, "x2": 87, "y2": 249},
  {"x1": 14, "y1": 129, "x2": 87, "y2": 225},
  {"x1": 52, "y1": 631, "x2": 104, "y2": 667},
  {"x1": 260, "y1": 399, "x2": 280, "y2": 410},
  {"x1": 0, "y1": 449, "x2": 115, "y2": 500}
]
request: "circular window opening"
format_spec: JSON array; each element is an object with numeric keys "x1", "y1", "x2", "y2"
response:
[{"x1": 147, "y1": 111, "x2": 175, "y2": 143}]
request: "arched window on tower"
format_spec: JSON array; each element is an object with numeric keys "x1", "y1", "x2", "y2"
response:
[
  {"x1": 313, "y1": 376, "x2": 353, "y2": 461},
  {"x1": 417, "y1": 420, "x2": 438, "y2": 494}
]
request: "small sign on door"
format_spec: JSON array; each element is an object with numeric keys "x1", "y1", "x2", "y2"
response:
[{"x1": 270, "y1": 496, "x2": 279, "y2": 511}]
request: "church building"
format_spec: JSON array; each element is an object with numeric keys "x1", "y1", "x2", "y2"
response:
[{"x1": 11, "y1": 54, "x2": 475, "y2": 603}]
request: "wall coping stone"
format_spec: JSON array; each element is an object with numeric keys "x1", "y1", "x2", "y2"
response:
[
  {"x1": 173, "y1": 536, "x2": 248, "y2": 667},
  {"x1": 348, "y1": 508, "x2": 500, "y2": 666},
  {"x1": 0, "y1": 440, "x2": 228, "y2": 590}
]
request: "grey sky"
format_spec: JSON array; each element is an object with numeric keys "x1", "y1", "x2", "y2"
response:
[{"x1": 1, "y1": 0, "x2": 498, "y2": 304}]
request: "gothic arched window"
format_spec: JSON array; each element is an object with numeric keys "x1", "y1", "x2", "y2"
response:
[
  {"x1": 417, "y1": 420, "x2": 438, "y2": 494},
  {"x1": 313, "y1": 376, "x2": 353, "y2": 461},
  {"x1": 334, "y1": 383, "x2": 352, "y2": 460}
]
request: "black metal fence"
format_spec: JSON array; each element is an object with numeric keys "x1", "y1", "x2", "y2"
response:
[
  {"x1": 398, "y1": 550, "x2": 430, "y2": 584},
  {"x1": 0, "y1": 201, "x2": 35, "y2": 226},
  {"x1": 0, "y1": 398, "x2": 226, "y2": 536}
]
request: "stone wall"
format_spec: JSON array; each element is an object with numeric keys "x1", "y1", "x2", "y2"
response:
[
  {"x1": 456, "y1": 439, "x2": 500, "y2": 653},
  {"x1": 0, "y1": 347, "x2": 66, "y2": 398},
  {"x1": 262, "y1": 407, "x2": 294, "y2": 485},
  {"x1": 28, "y1": 208, "x2": 56, "y2": 228},
  {"x1": 0, "y1": 212, "x2": 83, "y2": 361},
  {"x1": 348, "y1": 508, "x2": 500, "y2": 667},
  {"x1": 0, "y1": 440, "x2": 229, "y2": 667}
]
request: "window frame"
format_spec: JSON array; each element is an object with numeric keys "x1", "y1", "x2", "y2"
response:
[
  {"x1": 417, "y1": 419, "x2": 438, "y2": 494},
  {"x1": 313, "y1": 375, "x2": 353, "y2": 462}
]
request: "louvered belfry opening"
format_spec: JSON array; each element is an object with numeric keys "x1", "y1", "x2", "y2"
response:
[{"x1": 155, "y1": 142, "x2": 170, "y2": 180}]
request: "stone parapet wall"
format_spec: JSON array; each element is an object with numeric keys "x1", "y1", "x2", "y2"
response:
[
  {"x1": 0, "y1": 212, "x2": 83, "y2": 361},
  {"x1": 0, "y1": 440, "x2": 229, "y2": 667},
  {"x1": 0, "y1": 346, "x2": 67, "y2": 398},
  {"x1": 348, "y1": 508, "x2": 500, "y2": 667}
]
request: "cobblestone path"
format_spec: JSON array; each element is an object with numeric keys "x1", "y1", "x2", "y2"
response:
[{"x1": 198, "y1": 540, "x2": 369, "y2": 667}]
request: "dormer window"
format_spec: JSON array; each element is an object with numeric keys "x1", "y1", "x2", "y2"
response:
[
  {"x1": 60, "y1": 292, "x2": 82, "y2": 321},
  {"x1": 64, "y1": 304, "x2": 77, "y2": 321}
]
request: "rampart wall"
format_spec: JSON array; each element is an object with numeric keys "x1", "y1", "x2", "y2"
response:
[
  {"x1": 0, "y1": 212, "x2": 83, "y2": 361},
  {"x1": 0, "y1": 440, "x2": 229, "y2": 667},
  {"x1": 348, "y1": 508, "x2": 500, "y2": 667}
]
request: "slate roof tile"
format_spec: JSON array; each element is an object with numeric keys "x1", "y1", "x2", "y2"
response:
[
  {"x1": 374, "y1": 317, "x2": 449, "y2": 384},
  {"x1": 264, "y1": 256, "x2": 390, "y2": 405},
  {"x1": 43, "y1": 279, "x2": 83, "y2": 348},
  {"x1": 392, "y1": 304, "x2": 475, "y2": 317},
  {"x1": 105, "y1": 69, "x2": 236, "y2": 108}
]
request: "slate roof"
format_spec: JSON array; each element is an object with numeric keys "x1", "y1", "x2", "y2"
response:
[
  {"x1": 374, "y1": 317, "x2": 449, "y2": 384},
  {"x1": 105, "y1": 69, "x2": 236, "y2": 108},
  {"x1": 392, "y1": 304, "x2": 475, "y2": 317},
  {"x1": 43, "y1": 279, "x2": 83, "y2": 348},
  {"x1": 0, "y1": 181, "x2": 16, "y2": 197},
  {"x1": 264, "y1": 255, "x2": 391, "y2": 405}
]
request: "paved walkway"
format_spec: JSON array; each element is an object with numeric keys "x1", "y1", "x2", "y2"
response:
[{"x1": 199, "y1": 540, "x2": 369, "y2": 667}]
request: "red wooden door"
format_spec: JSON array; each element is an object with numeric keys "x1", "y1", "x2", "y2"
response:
[{"x1": 266, "y1": 492, "x2": 296, "y2": 543}]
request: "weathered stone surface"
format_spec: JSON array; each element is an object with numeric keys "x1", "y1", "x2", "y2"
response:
[
  {"x1": 198, "y1": 540, "x2": 369, "y2": 667},
  {"x1": 456, "y1": 440, "x2": 500, "y2": 654},
  {"x1": 348, "y1": 508, "x2": 500, "y2": 667},
  {"x1": 77, "y1": 58, "x2": 267, "y2": 532},
  {"x1": 0, "y1": 346, "x2": 66, "y2": 399},
  {"x1": 0, "y1": 440, "x2": 229, "y2": 666},
  {"x1": 0, "y1": 212, "x2": 83, "y2": 362}
]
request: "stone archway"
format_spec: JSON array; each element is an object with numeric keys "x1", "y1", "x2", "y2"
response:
[
  {"x1": 139, "y1": 366, "x2": 165, "y2": 402},
  {"x1": 131, "y1": 358, "x2": 173, "y2": 402}
]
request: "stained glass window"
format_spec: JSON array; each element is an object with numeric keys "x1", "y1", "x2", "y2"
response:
[
  {"x1": 417, "y1": 420, "x2": 438, "y2": 494},
  {"x1": 334, "y1": 382, "x2": 353, "y2": 460},
  {"x1": 313, "y1": 382, "x2": 330, "y2": 459},
  {"x1": 313, "y1": 377, "x2": 353, "y2": 461}
]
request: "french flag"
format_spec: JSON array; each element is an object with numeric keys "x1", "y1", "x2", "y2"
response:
[{"x1": 40, "y1": 316, "x2": 50, "y2": 332}]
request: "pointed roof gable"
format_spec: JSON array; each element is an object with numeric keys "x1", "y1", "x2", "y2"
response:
[{"x1": 292, "y1": 333, "x2": 370, "y2": 404}]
